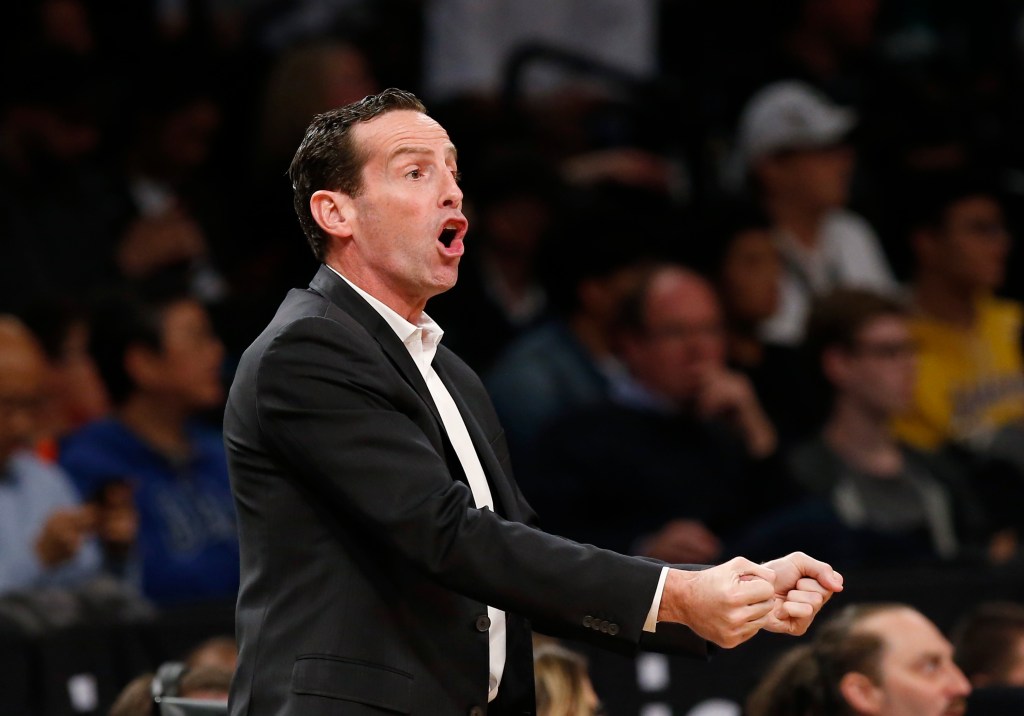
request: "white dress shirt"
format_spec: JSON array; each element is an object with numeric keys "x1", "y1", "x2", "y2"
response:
[{"x1": 328, "y1": 267, "x2": 667, "y2": 702}]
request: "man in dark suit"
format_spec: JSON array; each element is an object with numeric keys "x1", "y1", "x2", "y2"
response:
[{"x1": 223, "y1": 88, "x2": 844, "y2": 716}]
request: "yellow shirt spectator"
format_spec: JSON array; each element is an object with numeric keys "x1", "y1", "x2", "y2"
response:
[{"x1": 893, "y1": 296, "x2": 1024, "y2": 449}]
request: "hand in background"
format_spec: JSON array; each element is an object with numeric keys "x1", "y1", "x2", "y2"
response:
[
  {"x1": 35, "y1": 505, "x2": 97, "y2": 567},
  {"x1": 639, "y1": 519, "x2": 722, "y2": 564}
]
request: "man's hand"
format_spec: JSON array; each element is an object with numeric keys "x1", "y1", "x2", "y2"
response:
[
  {"x1": 35, "y1": 506, "x2": 97, "y2": 567},
  {"x1": 639, "y1": 519, "x2": 722, "y2": 564},
  {"x1": 760, "y1": 552, "x2": 844, "y2": 636},
  {"x1": 658, "y1": 557, "x2": 777, "y2": 648},
  {"x1": 694, "y1": 368, "x2": 777, "y2": 458}
]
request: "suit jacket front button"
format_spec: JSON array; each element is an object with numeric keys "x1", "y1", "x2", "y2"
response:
[{"x1": 475, "y1": 615, "x2": 491, "y2": 632}]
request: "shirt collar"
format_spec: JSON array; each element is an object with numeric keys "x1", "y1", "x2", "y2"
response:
[{"x1": 326, "y1": 265, "x2": 444, "y2": 377}]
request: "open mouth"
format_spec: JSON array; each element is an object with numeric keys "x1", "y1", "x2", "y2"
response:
[{"x1": 439, "y1": 226, "x2": 458, "y2": 247}]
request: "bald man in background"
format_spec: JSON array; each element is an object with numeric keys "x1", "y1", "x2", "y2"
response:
[{"x1": 0, "y1": 316, "x2": 115, "y2": 594}]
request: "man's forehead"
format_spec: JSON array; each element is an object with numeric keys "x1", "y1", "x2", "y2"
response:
[{"x1": 354, "y1": 110, "x2": 456, "y2": 159}]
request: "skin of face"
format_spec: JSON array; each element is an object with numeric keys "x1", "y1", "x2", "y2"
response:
[
  {"x1": 720, "y1": 228, "x2": 782, "y2": 325},
  {"x1": 930, "y1": 196, "x2": 1011, "y2": 293},
  {"x1": 329, "y1": 109, "x2": 467, "y2": 319},
  {"x1": 831, "y1": 315, "x2": 917, "y2": 417},
  {"x1": 136, "y1": 300, "x2": 225, "y2": 411},
  {"x1": 624, "y1": 270, "x2": 727, "y2": 403},
  {"x1": 0, "y1": 332, "x2": 49, "y2": 464},
  {"x1": 762, "y1": 145, "x2": 854, "y2": 213},
  {"x1": 851, "y1": 608, "x2": 971, "y2": 716}
]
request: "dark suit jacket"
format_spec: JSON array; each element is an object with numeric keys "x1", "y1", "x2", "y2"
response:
[{"x1": 223, "y1": 266, "x2": 706, "y2": 715}]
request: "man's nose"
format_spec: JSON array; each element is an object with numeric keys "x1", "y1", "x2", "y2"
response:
[
  {"x1": 440, "y1": 172, "x2": 463, "y2": 208},
  {"x1": 946, "y1": 664, "x2": 972, "y2": 696}
]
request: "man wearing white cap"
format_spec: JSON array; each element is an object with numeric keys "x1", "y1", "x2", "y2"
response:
[{"x1": 737, "y1": 80, "x2": 897, "y2": 345}]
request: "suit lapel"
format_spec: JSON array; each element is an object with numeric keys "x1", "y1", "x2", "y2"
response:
[
  {"x1": 433, "y1": 359, "x2": 517, "y2": 520},
  {"x1": 308, "y1": 266, "x2": 444, "y2": 428},
  {"x1": 309, "y1": 265, "x2": 514, "y2": 517}
]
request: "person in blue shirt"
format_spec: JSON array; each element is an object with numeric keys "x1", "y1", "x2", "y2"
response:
[{"x1": 60, "y1": 276, "x2": 239, "y2": 606}]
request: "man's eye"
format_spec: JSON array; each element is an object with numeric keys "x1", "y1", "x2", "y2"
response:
[
  {"x1": 452, "y1": 170, "x2": 462, "y2": 183},
  {"x1": 407, "y1": 169, "x2": 422, "y2": 179}
]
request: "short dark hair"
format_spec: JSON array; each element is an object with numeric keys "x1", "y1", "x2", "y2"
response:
[
  {"x1": 952, "y1": 601, "x2": 1024, "y2": 684},
  {"x1": 905, "y1": 172, "x2": 1004, "y2": 236},
  {"x1": 287, "y1": 88, "x2": 427, "y2": 261},
  {"x1": 88, "y1": 275, "x2": 195, "y2": 406},
  {"x1": 746, "y1": 603, "x2": 906, "y2": 716},
  {"x1": 805, "y1": 288, "x2": 908, "y2": 364}
]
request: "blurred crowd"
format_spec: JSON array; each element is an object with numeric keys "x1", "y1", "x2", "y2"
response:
[{"x1": 6, "y1": 0, "x2": 1024, "y2": 713}]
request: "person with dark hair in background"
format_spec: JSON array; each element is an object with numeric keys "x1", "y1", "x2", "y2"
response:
[
  {"x1": 951, "y1": 601, "x2": 1024, "y2": 714},
  {"x1": 747, "y1": 602, "x2": 971, "y2": 716},
  {"x1": 770, "y1": 288, "x2": 992, "y2": 568},
  {"x1": 59, "y1": 276, "x2": 238, "y2": 606},
  {"x1": 224, "y1": 88, "x2": 843, "y2": 715},
  {"x1": 485, "y1": 191, "x2": 652, "y2": 467},
  {"x1": 697, "y1": 202, "x2": 819, "y2": 447}
]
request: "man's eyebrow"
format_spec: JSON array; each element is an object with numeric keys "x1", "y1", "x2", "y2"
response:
[{"x1": 387, "y1": 144, "x2": 459, "y2": 164}]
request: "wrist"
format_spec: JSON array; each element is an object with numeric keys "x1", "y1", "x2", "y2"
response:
[{"x1": 658, "y1": 568, "x2": 698, "y2": 626}]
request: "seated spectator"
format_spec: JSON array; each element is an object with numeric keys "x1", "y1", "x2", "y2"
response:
[
  {"x1": 426, "y1": 150, "x2": 561, "y2": 372},
  {"x1": 952, "y1": 601, "x2": 1024, "y2": 714},
  {"x1": 746, "y1": 602, "x2": 971, "y2": 716},
  {"x1": 533, "y1": 641, "x2": 602, "y2": 716},
  {"x1": 485, "y1": 195, "x2": 651, "y2": 466},
  {"x1": 762, "y1": 288, "x2": 992, "y2": 568},
  {"x1": 60, "y1": 278, "x2": 239, "y2": 607},
  {"x1": 0, "y1": 316, "x2": 133, "y2": 596},
  {"x1": 525, "y1": 264, "x2": 786, "y2": 564},
  {"x1": 892, "y1": 176, "x2": 1024, "y2": 456},
  {"x1": 953, "y1": 601, "x2": 1024, "y2": 687},
  {"x1": 697, "y1": 202, "x2": 820, "y2": 447},
  {"x1": 736, "y1": 80, "x2": 897, "y2": 345},
  {"x1": 18, "y1": 296, "x2": 110, "y2": 461}
]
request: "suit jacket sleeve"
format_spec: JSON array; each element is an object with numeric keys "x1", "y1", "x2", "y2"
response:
[{"x1": 253, "y1": 314, "x2": 705, "y2": 656}]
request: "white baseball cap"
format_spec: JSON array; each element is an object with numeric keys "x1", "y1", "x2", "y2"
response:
[{"x1": 737, "y1": 80, "x2": 857, "y2": 166}]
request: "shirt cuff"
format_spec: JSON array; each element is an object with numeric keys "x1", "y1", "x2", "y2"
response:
[{"x1": 643, "y1": 566, "x2": 670, "y2": 633}]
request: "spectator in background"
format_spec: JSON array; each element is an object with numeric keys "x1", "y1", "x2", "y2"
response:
[
  {"x1": 0, "y1": 317, "x2": 130, "y2": 595},
  {"x1": 59, "y1": 278, "x2": 238, "y2": 606},
  {"x1": 227, "y1": 40, "x2": 380, "y2": 357},
  {"x1": 953, "y1": 601, "x2": 1024, "y2": 686},
  {"x1": 892, "y1": 177, "x2": 1023, "y2": 455},
  {"x1": 18, "y1": 297, "x2": 110, "y2": 461},
  {"x1": 533, "y1": 642, "x2": 602, "y2": 716},
  {"x1": 526, "y1": 265, "x2": 785, "y2": 564},
  {"x1": 765, "y1": 289, "x2": 992, "y2": 568},
  {"x1": 747, "y1": 602, "x2": 971, "y2": 716},
  {"x1": 737, "y1": 80, "x2": 896, "y2": 345},
  {"x1": 485, "y1": 194, "x2": 651, "y2": 466},
  {"x1": 108, "y1": 55, "x2": 228, "y2": 305},
  {"x1": 697, "y1": 202, "x2": 819, "y2": 447},
  {"x1": 427, "y1": 150, "x2": 560, "y2": 372}
]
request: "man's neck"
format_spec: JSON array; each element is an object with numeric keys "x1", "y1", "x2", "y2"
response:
[
  {"x1": 118, "y1": 395, "x2": 191, "y2": 459},
  {"x1": 912, "y1": 275, "x2": 978, "y2": 328},
  {"x1": 766, "y1": 197, "x2": 828, "y2": 249},
  {"x1": 326, "y1": 262, "x2": 427, "y2": 323}
]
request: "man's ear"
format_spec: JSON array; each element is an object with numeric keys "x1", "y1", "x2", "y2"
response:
[
  {"x1": 310, "y1": 190, "x2": 355, "y2": 240},
  {"x1": 839, "y1": 671, "x2": 884, "y2": 715},
  {"x1": 822, "y1": 345, "x2": 851, "y2": 389}
]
